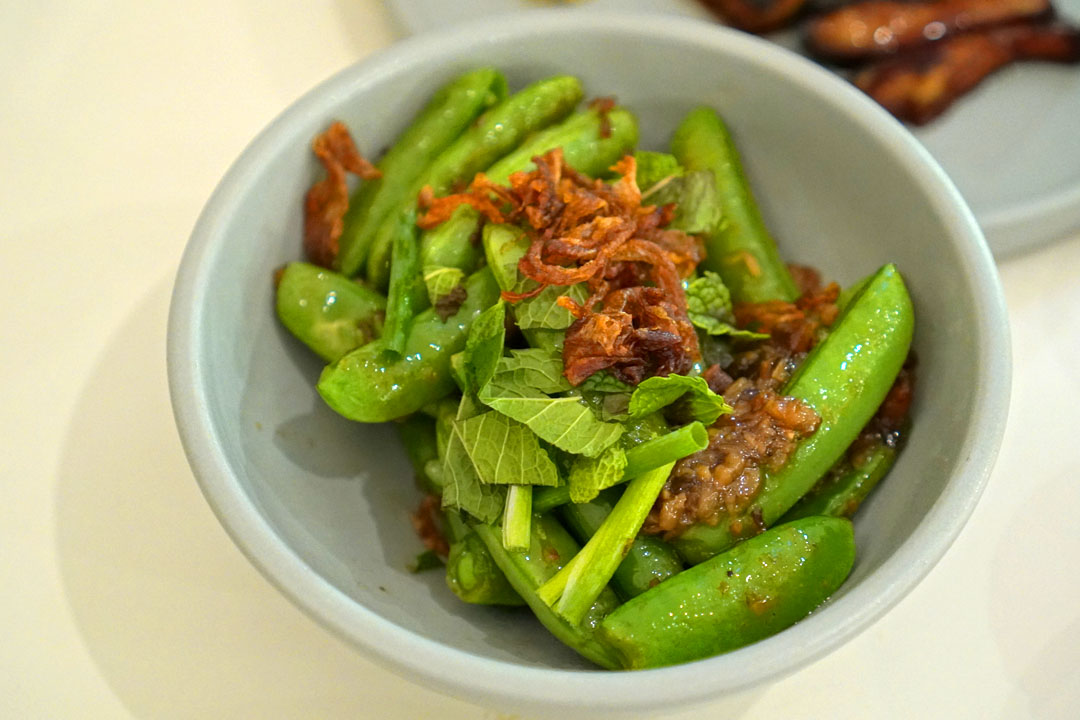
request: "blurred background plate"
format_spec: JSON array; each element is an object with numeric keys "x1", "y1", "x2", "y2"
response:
[{"x1": 387, "y1": 0, "x2": 1080, "y2": 258}]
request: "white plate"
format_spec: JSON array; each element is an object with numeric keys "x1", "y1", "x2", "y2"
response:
[{"x1": 387, "y1": 0, "x2": 1080, "y2": 258}]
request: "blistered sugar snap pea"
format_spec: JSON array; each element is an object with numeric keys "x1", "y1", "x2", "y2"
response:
[
  {"x1": 559, "y1": 487, "x2": 683, "y2": 600},
  {"x1": 275, "y1": 262, "x2": 386, "y2": 362},
  {"x1": 472, "y1": 516, "x2": 623, "y2": 669},
  {"x1": 336, "y1": 68, "x2": 508, "y2": 277},
  {"x1": 419, "y1": 106, "x2": 640, "y2": 304},
  {"x1": 599, "y1": 516, "x2": 855, "y2": 669},
  {"x1": 317, "y1": 267, "x2": 500, "y2": 423},
  {"x1": 674, "y1": 264, "x2": 914, "y2": 564},
  {"x1": 670, "y1": 106, "x2": 799, "y2": 304},
  {"x1": 365, "y1": 75, "x2": 585, "y2": 289},
  {"x1": 780, "y1": 440, "x2": 897, "y2": 522}
]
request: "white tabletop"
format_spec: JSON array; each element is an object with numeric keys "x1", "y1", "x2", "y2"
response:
[{"x1": 3, "y1": 2, "x2": 1078, "y2": 718}]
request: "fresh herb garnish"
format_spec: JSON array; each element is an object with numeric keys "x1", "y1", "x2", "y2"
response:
[{"x1": 628, "y1": 373, "x2": 732, "y2": 425}]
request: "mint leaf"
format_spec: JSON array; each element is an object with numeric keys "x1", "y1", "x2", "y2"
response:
[
  {"x1": 514, "y1": 283, "x2": 588, "y2": 331},
  {"x1": 457, "y1": 411, "x2": 560, "y2": 487},
  {"x1": 479, "y1": 377, "x2": 623, "y2": 457},
  {"x1": 650, "y1": 170, "x2": 722, "y2": 234},
  {"x1": 493, "y1": 348, "x2": 572, "y2": 395},
  {"x1": 635, "y1": 151, "x2": 683, "y2": 194},
  {"x1": 686, "y1": 271, "x2": 769, "y2": 341},
  {"x1": 463, "y1": 300, "x2": 506, "y2": 392},
  {"x1": 580, "y1": 371, "x2": 633, "y2": 394},
  {"x1": 567, "y1": 445, "x2": 627, "y2": 504},
  {"x1": 424, "y1": 265, "x2": 466, "y2": 307},
  {"x1": 441, "y1": 394, "x2": 506, "y2": 523},
  {"x1": 628, "y1": 374, "x2": 732, "y2": 425}
]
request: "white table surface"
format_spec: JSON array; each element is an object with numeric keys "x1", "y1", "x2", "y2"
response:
[{"x1": 3, "y1": 2, "x2": 1078, "y2": 718}]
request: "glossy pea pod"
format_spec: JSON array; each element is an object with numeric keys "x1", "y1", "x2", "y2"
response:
[
  {"x1": 274, "y1": 261, "x2": 386, "y2": 362},
  {"x1": 317, "y1": 266, "x2": 501, "y2": 423},
  {"x1": 335, "y1": 68, "x2": 508, "y2": 277},
  {"x1": 670, "y1": 106, "x2": 800, "y2": 304},
  {"x1": 599, "y1": 516, "x2": 856, "y2": 669},
  {"x1": 382, "y1": 207, "x2": 427, "y2": 355},
  {"x1": 779, "y1": 439, "x2": 897, "y2": 522},
  {"x1": 674, "y1": 263, "x2": 915, "y2": 564},
  {"x1": 420, "y1": 106, "x2": 640, "y2": 302},
  {"x1": 472, "y1": 515, "x2": 623, "y2": 669},
  {"x1": 365, "y1": 75, "x2": 585, "y2": 289},
  {"x1": 416, "y1": 401, "x2": 523, "y2": 605}
]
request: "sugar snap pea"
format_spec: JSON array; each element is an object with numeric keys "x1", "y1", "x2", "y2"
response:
[
  {"x1": 382, "y1": 208, "x2": 427, "y2": 356},
  {"x1": 428, "y1": 402, "x2": 523, "y2": 605},
  {"x1": 420, "y1": 106, "x2": 640, "y2": 305},
  {"x1": 395, "y1": 413, "x2": 441, "y2": 494},
  {"x1": 365, "y1": 75, "x2": 585, "y2": 289},
  {"x1": 336, "y1": 68, "x2": 507, "y2": 277},
  {"x1": 780, "y1": 440, "x2": 897, "y2": 522},
  {"x1": 674, "y1": 264, "x2": 914, "y2": 564},
  {"x1": 599, "y1": 516, "x2": 855, "y2": 669},
  {"x1": 670, "y1": 106, "x2": 799, "y2": 304},
  {"x1": 275, "y1": 262, "x2": 386, "y2": 362},
  {"x1": 318, "y1": 266, "x2": 501, "y2": 423},
  {"x1": 472, "y1": 516, "x2": 623, "y2": 669},
  {"x1": 559, "y1": 487, "x2": 684, "y2": 600}
]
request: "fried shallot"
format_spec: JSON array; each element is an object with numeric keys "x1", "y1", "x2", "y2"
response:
[
  {"x1": 419, "y1": 149, "x2": 704, "y2": 386},
  {"x1": 303, "y1": 121, "x2": 381, "y2": 268},
  {"x1": 854, "y1": 23, "x2": 1080, "y2": 124}
]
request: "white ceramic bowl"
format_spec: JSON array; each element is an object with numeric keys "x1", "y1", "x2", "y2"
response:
[{"x1": 167, "y1": 11, "x2": 1010, "y2": 718}]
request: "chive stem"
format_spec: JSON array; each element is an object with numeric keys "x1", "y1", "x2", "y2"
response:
[
  {"x1": 534, "y1": 423, "x2": 708, "y2": 513},
  {"x1": 502, "y1": 485, "x2": 533, "y2": 552},
  {"x1": 536, "y1": 461, "x2": 676, "y2": 625}
]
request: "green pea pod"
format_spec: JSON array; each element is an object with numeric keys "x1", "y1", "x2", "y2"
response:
[
  {"x1": 445, "y1": 516, "x2": 524, "y2": 605},
  {"x1": 472, "y1": 516, "x2": 623, "y2": 669},
  {"x1": 558, "y1": 487, "x2": 683, "y2": 600},
  {"x1": 674, "y1": 264, "x2": 914, "y2": 564},
  {"x1": 366, "y1": 75, "x2": 585, "y2": 289},
  {"x1": 395, "y1": 413, "x2": 440, "y2": 494},
  {"x1": 420, "y1": 106, "x2": 640, "y2": 306},
  {"x1": 275, "y1": 262, "x2": 386, "y2": 362},
  {"x1": 382, "y1": 207, "x2": 427, "y2": 355},
  {"x1": 317, "y1": 267, "x2": 501, "y2": 422},
  {"x1": 336, "y1": 68, "x2": 508, "y2": 277},
  {"x1": 670, "y1": 106, "x2": 799, "y2": 304},
  {"x1": 780, "y1": 440, "x2": 897, "y2": 522},
  {"x1": 426, "y1": 401, "x2": 524, "y2": 605},
  {"x1": 599, "y1": 516, "x2": 855, "y2": 669},
  {"x1": 420, "y1": 207, "x2": 485, "y2": 305}
]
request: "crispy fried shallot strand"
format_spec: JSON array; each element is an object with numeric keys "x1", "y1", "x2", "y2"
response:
[
  {"x1": 419, "y1": 149, "x2": 704, "y2": 385},
  {"x1": 303, "y1": 121, "x2": 381, "y2": 268}
]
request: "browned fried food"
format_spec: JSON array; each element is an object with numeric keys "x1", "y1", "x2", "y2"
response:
[
  {"x1": 699, "y1": 0, "x2": 809, "y2": 33},
  {"x1": 303, "y1": 121, "x2": 381, "y2": 268},
  {"x1": 805, "y1": 0, "x2": 1051, "y2": 62},
  {"x1": 419, "y1": 149, "x2": 705, "y2": 386},
  {"x1": 854, "y1": 23, "x2": 1080, "y2": 124}
]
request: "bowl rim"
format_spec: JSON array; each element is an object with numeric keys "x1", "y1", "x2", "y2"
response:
[{"x1": 167, "y1": 9, "x2": 1011, "y2": 714}]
